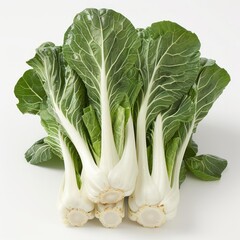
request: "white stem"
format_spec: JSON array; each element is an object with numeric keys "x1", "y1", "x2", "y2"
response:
[
  {"x1": 54, "y1": 104, "x2": 97, "y2": 173},
  {"x1": 58, "y1": 134, "x2": 94, "y2": 227},
  {"x1": 151, "y1": 114, "x2": 171, "y2": 200},
  {"x1": 129, "y1": 100, "x2": 161, "y2": 209},
  {"x1": 172, "y1": 121, "x2": 195, "y2": 190},
  {"x1": 58, "y1": 133, "x2": 78, "y2": 195},
  {"x1": 136, "y1": 101, "x2": 152, "y2": 185},
  {"x1": 54, "y1": 104, "x2": 111, "y2": 202},
  {"x1": 108, "y1": 116, "x2": 138, "y2": 196},
  {"x1": 99, "y1": 27, "x2": 119, "y2": 173}
]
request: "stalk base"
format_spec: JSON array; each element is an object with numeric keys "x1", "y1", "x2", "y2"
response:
[
  {"x1": 64, "y1": 208, "x2": 92, "y2": 227},
  {"x1": 95, "y1": 200, "x2": 124, "y2": 228},
  {"x1": 128, "y1": 205, "x2": 166, "y2": 228},
  {"x1": 99, "y1": 188, "x2": 124, "y2": 204}
]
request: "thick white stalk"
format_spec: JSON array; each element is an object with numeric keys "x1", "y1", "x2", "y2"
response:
[
  {"x1": 160, "y1": 187, "x2": 179, "y2": 220},
  {"x1": 128, "y1": 99, "x2": 161, "y2": 213},
  {"x1": 108, "y1": 116, "x2": 138, "y2": 196},
  {"x1": 58, "y1": 133, "x2": 94, "y2": 227},
  {"x1": 172, "y1": 121, "x2": 195, "y2": 190},
  {"x1": 54, "y1": 105, "x2": 110, "y2": 202},
  {"x1": 136, "y1": 99, "x2": 152, "y2": 184},
  {"x1": 151, "y1": 114, "x2": 171, "y2": 200},
  {"x1": 128, "y1": 109, "x2": 168, "y2": 228},
  {"x1": 158, "y1": 121, "x2": 195, "y2": 219},
  {"x1": 58, "y1": 134, "x2": 79, "y2": 194},
  {"x1": 54, "y1": 105, "x2": 100, "y2": 173},
  {"x1": 99, "y1": 28, "x2": 119, "y2": 173},
  {"x1": 44, "y1": 59, "x2": 98, "y2": 176}
]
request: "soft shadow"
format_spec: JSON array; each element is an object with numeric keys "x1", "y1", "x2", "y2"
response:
[{"x1": 193, "y1": 121, "x2": 239, "y2": 160}]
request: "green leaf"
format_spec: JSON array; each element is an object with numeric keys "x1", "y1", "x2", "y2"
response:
[
  {"x1": 14, "y1": 69, "x2": 46, "y2": 114},
  {"x1": 185, "y1": 155, "x2": 227, "y2": 181},
  {"x1": 40, "y1": 108, "x2": 63, "y2": 158},
  {"x1": 22, "y1": 42, "x2": 94, "y2": 189},
  {"x1": 63, "y1": 9, "x2": 141, "y2": 165},
  {"x1": 147, "y1": 145, "x2": 153, "y2": 174},
  {"x1": 166, "y1": 137, "x2": 180, "y2": 181},
  {"x1": 25, "y1": 138, "x2": 61, "y2": 165},
  {"x1": 137, "y1": 21, "x2": 200, "y2": 130},
  {"x1": 169, "y1": 60, "x2": 230, "y2": 185},
  {"x1": 112, "y1": 106, "x2": 126, "y2": 157},
  {"x1": 162, "y1": 95, "x2": 195, "y2": 145},
  {"x1": 40, "y1": 108, "x2": 82, "y2": 184},
  {"x1": 63, "y1": 8, "x2": 141, "y2": 118},
  {"x1": 27, "y1": 42, "x2": 88, "y2": 139},
  {"x1": 194, "y1": 59, "x2": 231, "y2": 126}
]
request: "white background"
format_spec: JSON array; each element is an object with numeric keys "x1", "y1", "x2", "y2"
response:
[{"x1": 0, "y1": 0, "x2": 239, "y2": 239}]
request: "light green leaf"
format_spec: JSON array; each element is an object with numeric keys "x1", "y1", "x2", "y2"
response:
[
  {"x1": 25, "y1": 138, "x2": 61, "y2": 165},
  {"x1": 165, "y1": 137, "x2": 180, "y2": 180},
  {"x1": 185, "y1": 155, "x2": 227, "y2": 181},
  {"x1": 14, "y1": 69, "x2": 46, "y2": 114},
  {"x1": 112, "y1": 106, "x2": 126, "y2": 157},
  {"x1": 82, "y1": 105, "x2": 101, "y2": 162},
  {"x1": 179, "y1": 161, "x2": 187, "y2": 186}
]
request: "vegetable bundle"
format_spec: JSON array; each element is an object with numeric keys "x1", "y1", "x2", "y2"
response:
[{"x1": 15, "y1": 8, "x2": 230, "y2": 228}]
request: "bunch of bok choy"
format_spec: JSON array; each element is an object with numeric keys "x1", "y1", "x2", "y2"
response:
[{"x1": 15, "y1": 8, "x2": 230, "y2": 228}]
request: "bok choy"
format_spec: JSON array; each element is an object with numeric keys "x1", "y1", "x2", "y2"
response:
[
  {"x1": 15, "y1": 47, "x2": 95, "y2": 226},
  {"x1": 15, "y1": 8, "x2": 230, "y2": 228},
  {"x1": 128, "y1": 52, "x2": 230, "y2": 227},
  {"x1": 62, "y1": 9, "x2": 140, "y2": 205}
]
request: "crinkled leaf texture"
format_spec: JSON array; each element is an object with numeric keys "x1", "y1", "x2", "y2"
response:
[
  {"x1": 15, "y1": 42, "x2": 95, "y2": 224},
  {"x1": 63, "y1": 9, "x2": 141, "y2": 167},
  {"x1": 185, "y1": 155, "x2": 228, "y2": 181},
  {"x1": 129, "y1": 32, "x2": 230, "y2": 228},
  {"x1": 16, "y1": 9, "x2": 141, "y2": 204},
  {"x1": 62, "y1": 9, "x2": 140, "y2": 203},
  {"x1": 25, "y1": 138, "x2": 62, "y2": 165},
  {"x1": 14, "y1": 69, "x2": 45, "y2": 115},
  {"x1": 129, "y1": 21, "x2": 202, "y2": 227}
]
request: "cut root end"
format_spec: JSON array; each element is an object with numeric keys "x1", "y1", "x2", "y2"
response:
[
  {"x1": 99, "y1": 210, "x2": 123, "y2": 228},
  {"x1": 95, "y1": 200, "x2": 124, "y2": 228},
  {"x1": 64, "y1": 208, "x2": 91, "y2": 227},
  {"x1": 129, "y1": 205, "x2": 166, "y2": 228},
  {"x1": 99, "y1": 188, "x2": 124, "y2": 204}
]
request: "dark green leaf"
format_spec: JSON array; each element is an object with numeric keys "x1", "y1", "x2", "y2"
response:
[
  {"x1": 184, "y1": 139, "x2": 198, "y2": 159},
  {"x1": 63, "y1": 8, "x2": 141, "y2": 118},
  {"x1": 137, "y1": 21, "x2": 200, "y2": 130},
  {"x1": 185, "y1": 154, "x2": 228, "y2": 181},
  {"x1": 179, "y1": 161, "x2": 187, "y2": 186}
]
